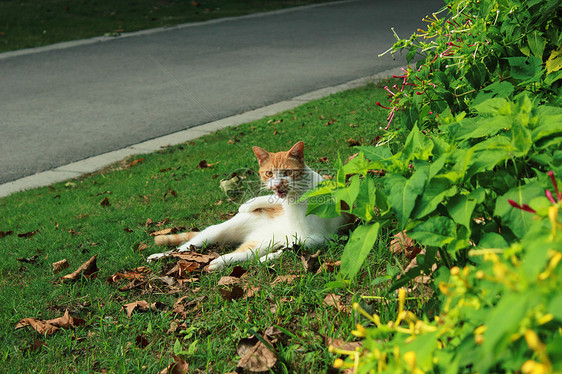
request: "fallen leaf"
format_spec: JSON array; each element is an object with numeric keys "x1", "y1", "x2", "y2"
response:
[
  {"x1": 323, "y1": 293, "x2": 350, "y2": 313},
  {"x1": 100, "y1": 197, "x2": 111, "y2": 207},
  {"x1": 135, "y1": 334, "x2": 150, "y2": 349},
  {"x1": 136, "y1": 242, "x2": 148, "y2": 252},
  {"x1": 126, "y1": 158, "x2": 145, "y2": 168},
  {"x1": 170, "y1": 251, "x2": 218, "y2": 264},
  {"x1": 301, "y1": 251, "x2": 320, "y2": 273},
  {"x1": 18, "y1": 230, "x2": 38, "y2": 238},
  {"x1": 237, "y1": 337, "x2": 277, "y2": 372},
  {"x1": 160, "y1": 355, "x2": 189, "y2": 374},
  {"x1": 29, "y1": 338, "x2": 46, "y2": 352},
  {"x1": 150, "y1": 228, "x2": 174, "y2": 236},
  {"x1": 166, "y1": 260, "x2": 199, "y2": 278},
  {"x1": 61, "y1": 255, "x2": 98, "y2": 281},
  {"x1": 219, "y1": 285, "x2": 244, "y2": 301},
  {"x1": 0, "y1": 230, "x2": 14, "y2": 239},
  {"x1": 52, "y1": 259, "x2": 70, "y2": 273},
  {"x1": 123, "y1": 227, "x2": 133, "y2": 233},
  {"x1": 217, "y1": 276, "x2": 241, "y2": 286},
  {"x1": 346, "y1": 138, "x2": 361, "y2": 147},
  {"x1": 272, "y1": 275, "x2": 298, "y2": 285},
  {"x1": 107, "y1": 266, "x2": 151, "y2": 284},
  {"x1": 316, "y1": 157, "x2": 329, "y2": 163},
  {"x1": 164, "y1": 190, "x2": 177, "y2": 199},
  {"x1": 16, "y1": 254, "x2": 40, "y2": 264},
  {"x1": 390, "y1": 231, "x2": 421, "y2": 260},
  {"x1": 15, "y1": 309, "x2": 85, "y2": 335},
  {"x1": 197, "y1": 160, "x2": 219, "y2": 169},
  {"x1": 316, "y1": 260, "x2": 341, "y2": 274},
  {"x1": 122, "y1": 300, "x2": 150, "y2": 317}
]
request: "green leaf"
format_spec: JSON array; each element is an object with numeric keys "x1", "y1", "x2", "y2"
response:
[
  {"x1": 477, "y1": 232, "x2": 508, "y2": 249},
  {"x1": 526, "y1": 30, "x2": 545, "y2": 59},
  {"x1": 357, "y1": 146, "x2": 393, "y2": 162},
  {"x1": 340, "y1": 223, "x2": 380, "y2": 279},
  {"x1": 408, "y1": 216, "x2": 456, "y2": 247},
  {"x1": 384, "y1": 167, "x2": 428, "y2": 229},
  {"x1": 545, "y1": 47, "x2": 562, "y2": 74},
  {"x1": 494, "y1": 181, "x2": 544, "y2": 238},
  {"x1": 412, "y1": 178, "x2": 457, "y2": 219},
  {"x1": 353, "y1": 176, "x2": 376, "y2": 221},
  {"x1": 446, "y1": 193, "x2": 478, "y2": 229},
  {"x1": 506, "y1": 56, "x2": 544, "y2": 84}
]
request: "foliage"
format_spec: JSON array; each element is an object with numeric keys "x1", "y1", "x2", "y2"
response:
[
  {"x1": 308, "y1": 0, "x2": 562, "y2": 371},
  {"x1": 331, "y1": 202, "x2": 562, "y2": 373}
]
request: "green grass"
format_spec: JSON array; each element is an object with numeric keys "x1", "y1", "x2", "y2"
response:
[
  {"x1": 0, "y1": 0, "x2": 335, "y2": 53},
  {"x1": 0, "y1": 84, "x2": 420, "y2": 373}
]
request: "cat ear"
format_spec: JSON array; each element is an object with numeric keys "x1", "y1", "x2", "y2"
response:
[
  {"x1": 252, "y1": 146, "x2": 270, "y2": 166},
  {"x1": 288, "y1": 141, "x2": 304, "y2": 161}
]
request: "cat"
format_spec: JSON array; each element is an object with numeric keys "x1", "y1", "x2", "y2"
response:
[{"x1": 147, "y1": 141, "x2": 350, "y2": 271}]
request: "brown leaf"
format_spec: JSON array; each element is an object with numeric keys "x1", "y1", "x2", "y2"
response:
[
  {"x1": 0, "y1": 230, "x2": 14, "y2": 239},
  {"x1": 127, "y1": 158, "x2": 145, "y2": 168},
  {"x1": 196, "y1": 160, "x2": 220, "y2": 169},
  {"x1": 316, "y1": 260, "x2": 341, "y2": 274},
  {"x1": 301, "y1": 251, "x2": 320, "y2": 273},
  {"x1": 237, "y1": 337, "x2": 277, "y2": 372},
  {"x1": 160, "y1": 355, "x2": 189, "y2": 374},
  {"x1": 323, "y1": 293, "x2": 350, "y2": 313},
  {"x1": 61, "y1": 255, "x2": 98, "y2": 281},
  {"x1": 316, "y1": 157, "x2": 329, "y2": 163},
  {"x1": 166, "y1": 260, "x2": 200, "y2": 278},
  {"x1": 136, "y1": 242, "x2": 148, "y2": 252},
  {"x1": 272, "y1": 275, "x2": 298, "y2": 285},
  {"x1": 18, "y1": 230, "x2": 38, "y2": 238},
  {"x1": 29, "y1": 338, "x2": 46, "y2": 352},
  {"x1": 123, "y1": 227, "x2": 133, "y2": 233},
  {"x1": 390, "y1": 231, "x2": 421, "y2": 260},
  {"x1": 100, "y1": 197, "x2": 111, "y2": 207},
  {"x1": 164, "y1": 190, "x2": 177, "y2": 199},
  {"x1": 52, "y1": 259, "x2": 70, "y2": 273},
  {"x1": 217, "y1": 276, "x2": 241, "y2": 286},
  {"x1": 107, "y1": 266, "x2": 151, "y2": 284},
  {"x1": 16, "y1": 254, "x2": 40, "y2": 264},
  {"x1": 15, "y1": 309, "x2": 85, "y2": 335},
  {"x1": 219, "y1": 285, "x2": 244, "y2": 301},
  {"x1": 346, "y1": 138, "x2": 361, "y2": 147},
  {"x1": 135, "y1": 334, "x2": 150, "y2": 349},
  {"x1": 170, "y1": 251, "x2": 218, "y2": 264},
  {"x1": 150, "y1": 228, "x2": 174, "y2": 236},
  {"x1": 123, "y1": 300, "x2": 150, "y2": 317}
]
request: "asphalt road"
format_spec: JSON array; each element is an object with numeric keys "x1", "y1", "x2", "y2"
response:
[{"x1": 0, "y1": 0, "x2": 443, "y2": 185}]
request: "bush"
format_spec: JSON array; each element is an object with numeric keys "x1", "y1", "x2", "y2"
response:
[{"x1": 312, "y1": 0, "x2": 562, "y2": 371}]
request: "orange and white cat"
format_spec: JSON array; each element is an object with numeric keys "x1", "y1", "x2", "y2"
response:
[{"x1": 147, "y1": 141, "x2": 349, "y2": 271}]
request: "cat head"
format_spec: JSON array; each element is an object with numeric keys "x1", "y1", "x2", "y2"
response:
[{"x1": 252, "y1": 141, "x2": 308, "y2": 199}]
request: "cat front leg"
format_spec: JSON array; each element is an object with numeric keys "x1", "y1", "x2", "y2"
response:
[{"x1": 208, "y1": 241, "x2": 282, "y2": 271}]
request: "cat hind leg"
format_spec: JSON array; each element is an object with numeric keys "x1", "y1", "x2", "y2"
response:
[{"x1": 208, "y1": 240, "x2": 282, "y2": 271}]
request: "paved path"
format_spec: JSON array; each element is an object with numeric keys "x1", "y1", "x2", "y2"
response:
[{"x1": 0, "y1": 0, "x2": 442, "y2": 193}]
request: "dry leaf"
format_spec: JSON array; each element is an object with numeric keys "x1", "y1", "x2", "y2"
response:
[
  {"x1": 123, "y1": 300, "x2": 150, "y2": 317},
  {"x1": 346, "y1": 138, "x2": 361, "y2": 147},
  {"x1": 16, "y1": 254, "x2": 40, "y2": 263},
  {"x1": 170, "y1": 251, "x2": 218, "y2": 264},
  {"x1": 136, "y1": 242, "x2": 148, "y2": 252},
  {"x1": 107, "y1": 266, "x2": 151, "y2": 284},
  {"x1": 317, "y1": 260, "x2": 341, "y2": 274},
  {"x1": 127, "y1": 158, "x2": 145, "y2": 168},
  {"x1": 100, "y1": 197, "x2": 111, "y2": 207},
  {"x1": 217, "y1": 276, "x2": 241, "y2": 286},
  {"x1": 323, "y1": 293, "x2": 350, "y2": 313},
  {"x1": 219, "y1": 285, "x2": 244, "y2": 301},
  {"x1": 15, "y1": 309, "x2": 85, "y2": 335},
  {"x1": 197, "y1": 160, "x2": 219, "y2": 169},
  {"x1": 301, "y1": 251, "x2": 320, "y2": 273},
  {"x1": 159, "y1": 355, "x2": 189, "y2": 374},
  {"x1": 18, "y1": 230, "x2": 38, "y2": 238},
  {"x1": 390, "y1": 231, "x2": 421, "y2": 260},
  {"x1": 61, "y1": 255, "x2": 98, "y2": 281},
  {"x1": 237, "y1": 337, "x2": 277, "y2": 372},
  {"x1": 0, "y1": 230, "x2": 14, "y2": 239},
  {"x1": 272, "y1": 275, "x2": 298, "y2": 285},
  {"x1": 29, "y1": 338, "x2": 46, "y2": 352},
  {"x1": 135, "y1": 334, "x2": 150, "y2": 349},
  {"x1": 150, "y1": 228, "x2": 174, "y2": 236}
]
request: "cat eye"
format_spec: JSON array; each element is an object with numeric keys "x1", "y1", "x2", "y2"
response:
[
  {"x1": 283, "y1": 170, "x2": 294, "y2": 177},
  {"x1": 264, "y1": 170, "x2": 274, "y2": 178}
]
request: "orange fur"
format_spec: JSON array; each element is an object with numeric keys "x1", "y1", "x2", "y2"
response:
[
  {"x1": 251, "y1": 205, "x2": 284, "y2": 219},
  {"x1": 154, "y1": 232, "x2": 198, "y2": 246}
]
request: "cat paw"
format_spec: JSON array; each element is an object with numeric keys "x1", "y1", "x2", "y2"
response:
[
  {"x1": 207, "y1": 258, "x2": 225, "y2": 272},
  {"x1": 146, "y1": 251, "x2": 170, "y2": 262}
]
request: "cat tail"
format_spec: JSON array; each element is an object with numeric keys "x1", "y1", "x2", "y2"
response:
[{"x1": 154, "y1": 232, "x2": 198, "y2": 246}]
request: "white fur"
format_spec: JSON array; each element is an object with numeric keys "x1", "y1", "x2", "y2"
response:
[{"x1": 147, "y1": 165, "x2": 347, "y2": 271}]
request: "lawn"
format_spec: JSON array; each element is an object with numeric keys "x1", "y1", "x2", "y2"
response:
[
  {"x1": 0, "y1": 0, "x2": 336, "y2": 53},
  {"x1": 0, "y1": 83, "x2": 417, "y2": 373}
]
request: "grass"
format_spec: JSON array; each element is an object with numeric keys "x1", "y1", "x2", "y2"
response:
[
  {"x1": 0, "y1": 0, "x2": 335, "y2": 53},
  {"x1": 0, "y1": 83, "x2": 421, "y2": 372}
]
